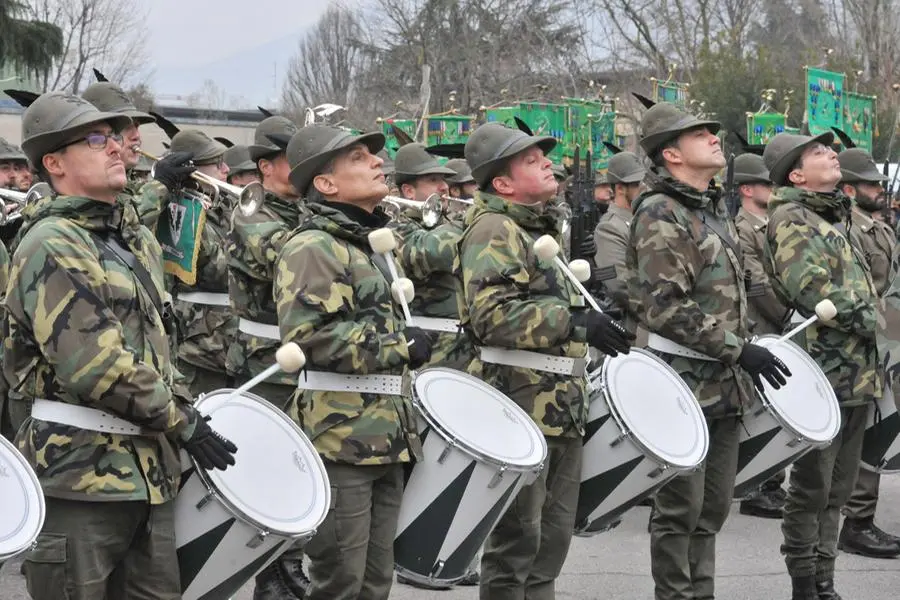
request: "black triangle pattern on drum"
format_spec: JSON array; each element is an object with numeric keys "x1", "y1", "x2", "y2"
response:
[
  {"x1": 861, "y1": 412, "x2": 900, "y2": 469},
  {"x1": 179, "y1": 467, "x2": 195, "y2": 493},
  {"x1": 582, "y1": 412, "x2": 611, "y2": 445},
  {"x1": 194, "y1": 542, "x2": 286, "y2": 600},
  {"x1": 575, "y1": 455, "x2": 643, "y2": 525},
  {"x1": 394, "y1": 461, "x2": 476, "y2": 576},
  {"x1": 439, "y1": 473, "x2": 520, "y2": 578},
  {"x1": 735, "y1": 427, "x2": 782, "y2": 474},
  {"x1": 178, "y1": 517, "x2": 236, "y2": 592}
]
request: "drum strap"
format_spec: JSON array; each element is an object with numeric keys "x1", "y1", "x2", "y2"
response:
[
  {"x1": 646, "y1": 333, "x2": 717, "y2": 361},
  {"x1": 296, "y1": 371, "x2": 405, "y2": 395},
  {"x1": 176, "y1": 291, "x2": 230, "y2": 307},
  {"x1": 31, "y1": 399, "x2": 146, "y2": 435},
  {"x1": 479, "y1": 347, "x2": 587, "y2": 376},
  {"x1": 238, "y1": 318, "x2": 281, "y2": 340},
  {"x1": 411, "y1": 316, "x2": 461, "y2": 333}
]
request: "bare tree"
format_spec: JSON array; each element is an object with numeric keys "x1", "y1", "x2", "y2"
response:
[
  {"x1": 186, "y1": 79, "x2": 228, "y2": 112},
  {"x1": 281, "y1": 4, "x2": 365, "y2": 118},
  {"x1": 26, "y1": 0, "x2": 150, "y2": 94}
]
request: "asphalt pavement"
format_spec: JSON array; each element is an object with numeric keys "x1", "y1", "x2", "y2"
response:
[{"x1": 3, "y1": 476, "x2": 899, "y2": 599}]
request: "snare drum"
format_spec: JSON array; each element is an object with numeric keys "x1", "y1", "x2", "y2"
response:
[
  {"x1": 175, "y1": 389, "x2": 330, "y2": 600},
  {"x1": 733, "y1": 335, "x2": 841, "y2": 498},
  {"x1": 0, "y1": 435, "x2": 44, "y2": 562},
  {"x1": 394, "y1": 368, "x2": 547, "y2": 588},
  {"x1": 860, "y1": 383, "x2": 900, "y2": 473},
  {"x1": 577, "y1": 349, "x2": 708, "y2": 535}
]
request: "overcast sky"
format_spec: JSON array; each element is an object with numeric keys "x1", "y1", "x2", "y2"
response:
[{"x1": 143, "y1": 0, "x2": 332, "y2": 108}]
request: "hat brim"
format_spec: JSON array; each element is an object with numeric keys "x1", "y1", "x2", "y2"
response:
[
  {"x1": 192, "y1": 139, "x2": 229, "y2": 164},
  {"x1": 472, "y1": 135, "x2": 557, "y2": 187},
  {"x1": 121, "y1": 109, "x2": 155, "y2": 125},
  {"x1": 840, "y1": 167, "x2": 888, "y2": 183},
  {"x1": 769, "y1": 132, "x2": 834, "y2": 186},
  {"x1": 608, "y1": 169, "x2": 645, "y2": 184},
  {"x1": 289, "y1": 131, "x2": 386, "y2": 194},
  {"x1": 227, "y1": 159, "x2": 258, "y2": 173},
  {"x1": 446, "y1": 172, "x2": 475, "y2": 184},
  {"x1": 640, "y1": 116, "x2": 721, "y2": 155},
  {"x1": 22, "y1": 110, "x2": 133, "y2": 166},
  {"x1": 248, "y1": 144, "x2": 285, "y2": 162}
]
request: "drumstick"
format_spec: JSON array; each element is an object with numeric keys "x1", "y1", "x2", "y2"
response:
[
  {"x1": 368, "y1": 228, "x2": 416, "y2": 326},
  {"x1": 229, "y1": 342, "x2": 307, "y2": 397},
  {"x1": 533, "y1": 235, "x2": 605, "y2": 313},
  {"x1": 773, "y1": 300, "x2": 838, "y2": 345}
]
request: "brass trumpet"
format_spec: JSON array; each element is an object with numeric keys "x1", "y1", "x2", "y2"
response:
[
  {"x1": 380, "y1": 194, "x2": 473, "y2": 228},
  {"x1": 136, "y1": 148, "x2": 265, "y2": 217},
  {"x1": 0, "y1": 182, "x2": 53, "y2": 226}
]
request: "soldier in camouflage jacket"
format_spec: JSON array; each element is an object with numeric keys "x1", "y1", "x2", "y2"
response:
[
  {"x1": 627, "y1": 103, "x2": 787, "y2": 600},
  {"x1": 457, "y1": 122, "x2": 632, "y2": 600},
  {"x1": 763, "y1": 132, "x2": 879, "y2": 599},
  {"x1": 274, "y1": 125, "x2": 433, "y2": 600},
  {"x1": 6, "y1": 92, "x2": 235, "y2": 600}
]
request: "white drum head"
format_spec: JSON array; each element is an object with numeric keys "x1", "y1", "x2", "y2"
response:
[
  {"x1": 602, "y1": 349, "x2": 708, "y2": 468},
  {"x1": 194, "y1": 389, "x2": 330, "y2": 537},
  {"x1": 756, "y1": 335, "x2": 841, "y2": 443},
  {"x1": 414, "y1": 368, "x2": 546, "y2": 469},
  {"x1": 0, "y1": 436, "x2": 45, "y2": 559}
]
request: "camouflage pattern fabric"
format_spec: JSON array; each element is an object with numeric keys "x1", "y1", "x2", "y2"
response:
[
  {"x1": 4, "y1": 195, "x2": 196, "y2": 503},
  {"x1": 390, "y1": 207, "x2": 473, "y2": 370},
  {"x1": 626, "y1": 167, "x2": 754, "y2": 418},
  {"x1": 454, "y1": 192, "x2": 589, "y2": 438},
  {"x1": 765, "y1": 187, "x2": 880, "y2": 406},
  {"x1": 135, "y1": 177, "x2": 169, "y2": 230},
  {"x1": 275, "y1": 201, "x2": 421, "y2": 465},
  {"x1": 227, "y1": 190, "x2": 305, "y2": 385},
  {"x1": 735, "y1": 208, "x2": 791, "y2": 335}
]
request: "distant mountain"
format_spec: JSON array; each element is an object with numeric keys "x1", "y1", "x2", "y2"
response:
[{"x1": 149, "y1": 31, "x2": 303, "y2": 109}]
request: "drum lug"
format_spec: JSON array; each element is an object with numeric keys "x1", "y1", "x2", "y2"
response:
[
  {"x1": 195, "y1": 492, "x2": 215, "y2": 511},
  {"x1": 610, "y1": 431, "x2": 630, "y2": 448},
  {"x1": 437, "y1": 440, "x2": 456, "y2": 464},
  {"x1": 429, "y1": 559, "x2": 446, "y2": 578},
  {"x1": 247, "y1": 529, "x2": 270, "y2": 549},
  {"x1": 787, "y1": 437, "x2": 804, "y2": 448},
  {"x1": 647, "y1": 464, "x2": 669, "y2": 479},
  {"x1": 488, "y1": 465, "x2": 508, "y2": 489}
]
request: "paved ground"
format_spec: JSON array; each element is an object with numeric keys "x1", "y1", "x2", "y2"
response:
[{"x1": 3, "y1": 475, "x2": 899, "y2": 599}]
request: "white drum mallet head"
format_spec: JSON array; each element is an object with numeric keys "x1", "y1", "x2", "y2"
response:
[
  {"x1": 392, "y1": 278, "x2": 415, "y2": 304},
  {"x1": 275, "y1": 342, "x2": 306, "y2": 373},
  {"x1": 815, "y1": 299, "x2": 838, "y2": 322},
  {"x1": 569, "y1": 259, "x2": 592, "y2": 283},
  {"x1": 368, "y1": 228, "x2": 397, "y2": 253},
  {"x1": 533, "y1": 235, "x2": 561, "y2": 262}
]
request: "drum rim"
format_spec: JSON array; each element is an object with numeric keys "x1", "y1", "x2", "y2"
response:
[
  {"x1": 754, "y1": 334, "x2": 842, "y2": 442},
  {"x1": 192, "y1": 388, "x2": 332, "y2": 538},
  {"x1": 413, "y1": 367, "x2": 548, "y2": 471},
  {"x1": 600, "y1": 348, "x2": 709, "y2": 469},
  {"x1": 0, "y1": 434, "x2": 46, "y2": 558}
]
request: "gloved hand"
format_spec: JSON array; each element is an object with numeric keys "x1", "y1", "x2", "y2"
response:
[
  {"x1": 181, "y1": 413, "x2": 238, "y2": 471},
  {"x1": 153, "y1": 151, "x2": 196, "y2": 192},
  {"x1": 738, "y1": 343, "x2": 792, "y2": 393},
  {"x1": 585, "y1": 311, "x2": 635, "y2": 357},
  {"x1": 579, "y1": 236, "x2": 597, "y2": 261},
  {"x1": 404, "y1": 326, "x2": 434, "y2": 370}
]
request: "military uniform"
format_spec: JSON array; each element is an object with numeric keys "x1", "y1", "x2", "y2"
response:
[
  {"x1": 763, "y1": 133, "x2": 880, "y2": 599},
  {"x1": 732, "y1": 153, "x2": 790, "y2": 517},
  {"x1": 5, "y1": 92, "x2": 235, "y2": 599},
  {"x1": 837, "y1": 148, "x2": 900, "y2": 558},
  {"x1": 274, "y1": 125, "x2": 425, "y2": 600},
  {"x1": 226, "y1": 116, "x2": 302, "y2": 412},
  {"x1": 224, "y1": 144, "x2": 259, "y2": 184},
  {"x1": 0, "y1": 139, "x2": 30, "y2": 247},
  {"x1": 456, "y1": 123, "x2": 634, "y2": 600},
  {"x1": 627, "y1": 104, "x2": 772, "y2": 600}
]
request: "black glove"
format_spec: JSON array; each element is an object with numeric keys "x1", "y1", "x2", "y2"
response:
[
  {"x1": 182, "y1": 415, "x2": 238, "y2": 471},
  {"x1": 578, "y1": 236, "x2": 597, "y2": 261},
  {"x1": 738, "y1": 343, "x2": 792, "y2": 393},
  {"x1": 585, "y1": 311, "x2": 635, "y2": 357},
  {"x1": 404, "y1": 326, "x2": 434, "y2": 370},
  {"x1": 153, "y1": 151, "x2": 196, "y2": 192}
]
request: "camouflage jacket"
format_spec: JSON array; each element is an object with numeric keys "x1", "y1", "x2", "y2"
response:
[
  {"x1": 227, "y1": 190, "x2": 305, "y2": 385},
  {"x1": 848, "y1": 205, "x2": 895, "y2": 296},
  {"x1": 454, "y1": 192, "x2": 589, "y2": 438},
  {"x1": 275, "y1": 201, "x2": 421, "y2": 465},
  {"x1": 765, "y1": 187, "x2": 880, "y2": 406},
  {"x1": 626, "y1": 168, "x2": 754, "y2": 418},
  {"x1": 390, "y1": 207, "x2": 473, "y2": 370},
  {"x1": 5, "y1": 195, "x2": 197, "y2": 503},
  {"x1": 735, "y1": 208, "x2": 791, "y2": 335}
]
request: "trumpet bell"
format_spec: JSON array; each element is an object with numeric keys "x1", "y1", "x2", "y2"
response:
[{"x1": 238, "y1": 182, "x2": 266, "y2": 217}]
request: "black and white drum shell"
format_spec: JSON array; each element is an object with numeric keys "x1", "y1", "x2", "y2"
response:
[
  {"x1": 733, "y1": 335, "x2": 841, "y2": 498},
  {"x1": 395, "y1": 368, "x2": 547, "y2": 587},
  {"x1": 860, "y1": 382, "x2": 900, "y2": 473},
  {"x1": 175, "y1": 389, "x2": 331, "y2": 600},
  {"x1": 0, "y1": 434, "x2": 45, "y2": 562},
  {"x1": 577, "y1": 349, "x2": 708, "y2": 535}
]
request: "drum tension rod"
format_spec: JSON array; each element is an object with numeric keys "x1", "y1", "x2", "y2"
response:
[
  {"x1": 247, "y1": 530, "x2": 270, "y2": 549},
  {"x1": 196, "y1": 492, "x2": 215, "y2": 511},
  {"x1": 488, "y1": 465, "x2": 508, "y2": 489},
  {"x1": 610, "y1": 431, "x2": 631, "y2": 448},
  {"x1": 647, "y1": 464, "x2": 670, "y2": 479},
  {"x1": 437, "y1": 440, "x2": 457, "y2": 464}
]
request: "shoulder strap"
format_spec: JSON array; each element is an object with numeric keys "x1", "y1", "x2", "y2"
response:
[
  {"x1": 89, "y1": 232, "x2": 166, "y2": 320},
  {"x1": 690, "y1": 207, "x2": 743, "y2": 267}
]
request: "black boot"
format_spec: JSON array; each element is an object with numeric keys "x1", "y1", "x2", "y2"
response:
[
  {"x1": 253, "y1": 561, "x2": 299, "y2": 600},
  {"x1": 815, "y1": 578, "x2": 843, "y2": 600},
  {"x1": 838, "y1": 517, "x2": 900, "y2": 558},
  {"x1": 870, "y1": 521, "x2": 900, "y2": 547},
  {"x1": 278, "y1": 557, "x2": 309, "y2": 598},
  {"x1": 740, "y1": 491, "x2": 783, "y2": 519},
  {"x1": 790, "y1": 575, "x2": 818, "y2": 600}
]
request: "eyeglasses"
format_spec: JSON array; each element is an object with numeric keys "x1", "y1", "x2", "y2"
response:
[{"x1": 55, "y1": 131, "x2": 124, "y2": 153}]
